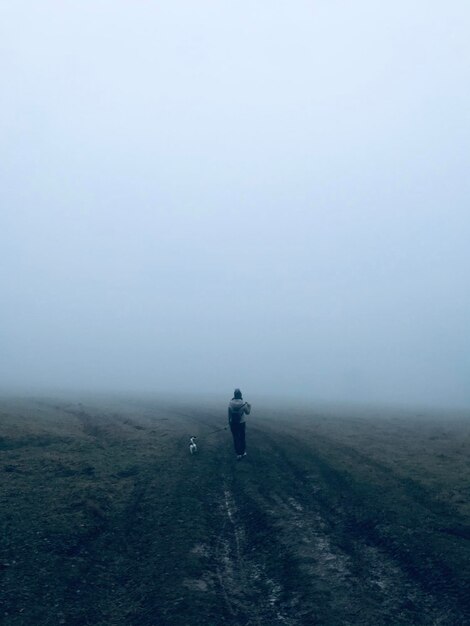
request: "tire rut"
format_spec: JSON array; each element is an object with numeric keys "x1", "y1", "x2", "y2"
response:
[
  {"x1": 214, "y1": 481, "x2": 299, "y2": 626},
  {"x1": 250, "y1": 426, "x2": 469, "y2": 625}
]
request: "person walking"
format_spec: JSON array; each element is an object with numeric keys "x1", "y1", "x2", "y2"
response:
[{"x1": 228, "y1": 388, "x2": 251, "y2": 460}]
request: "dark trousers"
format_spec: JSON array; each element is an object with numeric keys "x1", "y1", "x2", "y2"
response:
[{"x1": 230, "y1": 422, "x2": 246, "y2": 455}]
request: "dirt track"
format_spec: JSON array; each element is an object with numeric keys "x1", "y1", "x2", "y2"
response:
[{"x1": 1, "y1": 397, "x2": 469, "y2": 625}]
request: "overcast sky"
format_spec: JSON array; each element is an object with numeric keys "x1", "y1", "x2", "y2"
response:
[{"x1": 1, "y1": 1, "x2": 469, "y2": 407}]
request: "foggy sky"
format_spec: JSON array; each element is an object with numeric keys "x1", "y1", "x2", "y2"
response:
[{"x1": 1, "y1": 1, "x2": 469, "y2": 407}]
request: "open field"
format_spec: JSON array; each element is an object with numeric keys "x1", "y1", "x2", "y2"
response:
[{"x1": 1, "y1": 395, "x2": 469, "y2": 625}]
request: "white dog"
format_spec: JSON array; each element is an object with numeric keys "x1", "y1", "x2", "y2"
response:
[{"x1": 189, "y1": 436, "x2": 198, "y2": 454}]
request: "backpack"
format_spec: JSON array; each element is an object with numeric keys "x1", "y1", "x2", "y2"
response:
[{"x1": 230, "y1": 403, "x2": 246, "y2": 424}]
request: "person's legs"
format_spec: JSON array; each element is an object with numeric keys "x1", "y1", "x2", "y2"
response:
[
  {"x1": 239, "y1": 422, "x2": 246, "y2": 455},
  {"x1": 230, "y1": 423, "x2": 244, "y2": 455},
  {"x1": 230, "y1": 423, "x2": 240, "y2": 454}
]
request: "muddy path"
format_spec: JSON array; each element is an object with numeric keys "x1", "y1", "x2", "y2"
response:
[{"x1": 1, "y1": 398, "x2": 469, "y2": 625}]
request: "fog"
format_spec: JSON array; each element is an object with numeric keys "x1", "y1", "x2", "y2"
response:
[{"x1": 1, "y1": 1, "x2": 469, "y2": 407}]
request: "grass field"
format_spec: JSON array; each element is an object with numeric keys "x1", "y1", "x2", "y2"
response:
[{"x1": 1, "y1": 395, "x2": 469, "y2": 625}]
